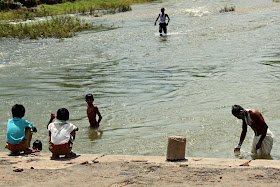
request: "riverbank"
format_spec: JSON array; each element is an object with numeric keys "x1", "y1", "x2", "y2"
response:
[
  {"x1": 0, "y1": 0, "x2": 155, "y2": 21},
  {"x1": 0, "y1": 0, "x2": 154, "y2": 39},
  {"x1": 0, "y1": 16, "x2": 97, "y2": 39},
  {"x1": 1, "y1": 152, "x2": 280, "y2": 186}
]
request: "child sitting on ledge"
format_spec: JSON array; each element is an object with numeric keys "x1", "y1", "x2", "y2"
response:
[
  {"x1": 48, "y1": 108, "x2": 78, "y2": 159},
  {"x1": 5, "y1": 104, "x2": 38, "y2": 155}
]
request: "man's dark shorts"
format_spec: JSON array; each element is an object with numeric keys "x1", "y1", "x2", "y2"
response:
[{"x1": 159, "y1": 23, "x2": 167, "y2": 34}]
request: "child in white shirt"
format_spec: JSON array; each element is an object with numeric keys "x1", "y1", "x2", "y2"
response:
[{"x1": 48, "y1": 108, "x2": 78, "y2": 159}]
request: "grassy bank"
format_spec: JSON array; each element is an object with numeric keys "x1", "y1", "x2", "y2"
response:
[
  {"x1": 0, "y1": 0, "x2": 154, "y2": 21},
  {"x1": 0, "y1": 0, "x2": 154, "y2": 39},
  {"x1": 0, "y1": 16, "x2": 112, "y2": 39}
]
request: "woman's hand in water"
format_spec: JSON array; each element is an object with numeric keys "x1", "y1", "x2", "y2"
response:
[{"x1": 234, "y1": 147, "x2": 240, "y2": 153}]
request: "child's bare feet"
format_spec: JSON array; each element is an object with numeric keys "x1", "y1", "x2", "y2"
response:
[
  {"x1": 24, "y1": 149, "x2": 33, "y2": 154},
  {"x1": 65, "y1": 154, "x2": 71, "y2": 158},
  {"x1": 51, "y1": 154, "x2": 59, "y2": 159},
  {"x1": 70, "y1": 152, "x2": 77, "y2": 157},
  {"x1": 9, "y1": 152, "x2": 20, "y2": 156},
  {"x1": 65, "y1": 152, "x2": 76, "y2": 158}
]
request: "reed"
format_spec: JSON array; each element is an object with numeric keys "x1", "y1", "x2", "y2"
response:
[
  {"x1": 0, "y1": 15, "x2": 106, "y2": 39},
  {"x1": 219, "y1": 5, "x2": 235, "y2": 13}
]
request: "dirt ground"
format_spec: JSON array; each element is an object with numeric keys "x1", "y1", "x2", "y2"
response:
[{"x1": 0, "y1": 152, "x2": 280, "y2": 187}]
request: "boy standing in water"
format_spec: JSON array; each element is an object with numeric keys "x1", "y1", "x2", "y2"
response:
[
  {"x1": 154, "y1": 8, "x2": 170, "y2": 36},
  {"x1": 5, "y1": 104, "x2": 37, "y2": 155},
  {"x1": 86, "y1": 94, "x2": 102, "y2": 128}
]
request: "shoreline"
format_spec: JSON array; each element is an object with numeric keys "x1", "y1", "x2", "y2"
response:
[{"x1": 1, "y1": 152, "x2": 280, "y2": 186}]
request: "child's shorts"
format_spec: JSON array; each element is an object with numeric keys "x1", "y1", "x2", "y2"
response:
[
  {"x1": 49, "y1": 142, "x2": 72, "y2": 155},
  {"x1": 5, "y1": 128, "x2": 32, "y2": 153}
]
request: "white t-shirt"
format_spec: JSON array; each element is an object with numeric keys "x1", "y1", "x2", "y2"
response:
[
  {"x1": 48, "y1": 120, "x2": 78, "y2": 145},
  {"x1": 160, "y1": 14, "x2": 166, "y2": 23}
]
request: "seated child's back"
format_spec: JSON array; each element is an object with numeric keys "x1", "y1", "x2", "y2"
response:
[
  {"x1": 48, "y1": 108, "x2": 78, "y2": 158},
  {"x1": 6, "y1": 104, "x2": 37, "y2": 154}
]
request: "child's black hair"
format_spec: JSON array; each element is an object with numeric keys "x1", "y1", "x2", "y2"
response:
[
  {"x1": 56, "y1": 108, "x2": 69, "y2": 121},
  {"x1": 12, "y1": 104, "x2": 25, "y2": 118},
  {"x1": 85, "y1": 94, "x2": 94, "y2": 100},
  {"x1": 33, "y1": 140, "x2": 42, "y2": 151}
]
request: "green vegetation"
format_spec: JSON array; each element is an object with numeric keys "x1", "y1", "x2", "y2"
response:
[
  {"x1": 0, "y1": 0, "x2": 154, "y2": 21},
  {"x1": 219, "y1": 5, "x2": 235, "y2": 13},
  {"x1": 0, "y1": 16, "x2": 108, "y2": 39},
  {"x1": 0, "y1": 0, "x2": 154, "y2": 39},
  {"x1": 273, "y1": 0, "x2": 280, "y2": 2}
]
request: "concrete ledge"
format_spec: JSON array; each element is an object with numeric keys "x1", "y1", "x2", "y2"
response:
[
  {"x1": 1, "y1": 152, "x2": 280, "y2": 186},
  {"x1": 0, "y1": 152, "x2": 279, "y2": 170}
]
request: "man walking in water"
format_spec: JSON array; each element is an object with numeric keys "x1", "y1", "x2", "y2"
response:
[
  {"x1": 231, "y1": 105, "x2": 274, "y2": 156},
  {"x1": 155, "y1": 8, "x2": 170, "y2": 36}
]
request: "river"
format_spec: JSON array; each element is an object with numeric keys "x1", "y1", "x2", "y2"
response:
[{"x1": 1, "y1": 0, "x2": 280, "y2": 160}]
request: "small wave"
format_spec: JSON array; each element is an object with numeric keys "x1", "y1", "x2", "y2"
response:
[
  {"x1": 182, "y1": 7, "x2": 210, "y2": 17},
  {"x1": 154, "y1": 32, "x2": 190, "y2": 37},
  {"x1": 237, "y1": 4, "x2": 280, "y2": 14}
]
